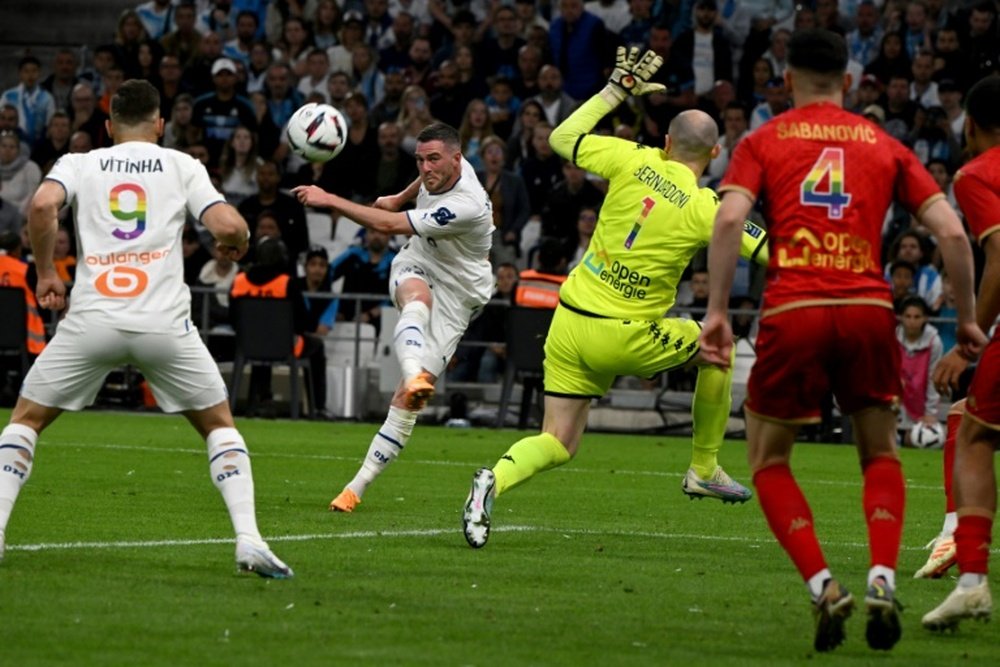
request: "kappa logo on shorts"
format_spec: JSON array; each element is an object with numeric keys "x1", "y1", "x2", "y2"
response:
[{"x1": 95, "y1": 266, "x2": 149, "y2": 298}]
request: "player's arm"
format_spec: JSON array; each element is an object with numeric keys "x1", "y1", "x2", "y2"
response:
[
  {"x1": 27, "y1": 180, "x2": 68, "y2": 310},
  {"x1": 917, "y1": 198, "x2": 986, "y2": 358},
  {"x1": 700, "y1": 190, "x2": 755, "y2": 369},
  {"x1": 202, "y1": 202, "x2": 251, "y2": 261},
  {"x1": 291, "y1": 185, "x2": 413, "y2": 235},
  {"x1": 374, "y1": 177, "x2": 421, "y2": 212}
]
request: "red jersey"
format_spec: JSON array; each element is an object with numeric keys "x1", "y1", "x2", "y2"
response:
[
  {"x1": 721, "y1": 102, "x2": 942, "y2": 318},
  {"x1": 953, "y1": 145, "x2": 1000, "y2": 244}
]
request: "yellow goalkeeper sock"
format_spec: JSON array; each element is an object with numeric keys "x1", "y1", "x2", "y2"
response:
[
  {"x1": 690, "y1": 356, "x2": 734, "y2": 479},
  {"x1": 492, "y1": 432, "x2": 571, "y2": 496}
]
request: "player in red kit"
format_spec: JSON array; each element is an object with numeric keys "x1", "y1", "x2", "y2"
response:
[
  {"x1": 699, "y1": 30, "x2": 985, "y2": 653},
  {"x1": 923, "y1": 76, "x2": 1000, "y2": 632}
]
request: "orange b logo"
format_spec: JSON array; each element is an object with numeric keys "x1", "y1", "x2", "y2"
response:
[{"x1": 95, "y1": 266, "x2": 148, "y2": 297}]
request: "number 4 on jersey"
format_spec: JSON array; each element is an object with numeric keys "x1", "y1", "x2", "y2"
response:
[{"x1": 800, "y1": 147, "x2": 851, "y2": 219}]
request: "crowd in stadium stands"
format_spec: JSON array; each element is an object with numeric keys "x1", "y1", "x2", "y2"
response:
[{"x1": 0, "y1": 0, "x2": 998, "y2": 409}]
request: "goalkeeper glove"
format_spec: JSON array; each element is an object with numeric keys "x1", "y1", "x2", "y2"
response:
[{"x1": 605, "y1": 46, "x2": 667, "y2": 103}]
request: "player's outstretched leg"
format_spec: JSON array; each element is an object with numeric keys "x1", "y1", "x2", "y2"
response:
[
  {"x1": 0, "y1": 423, "x2": 38, "y2": 563},
  {"x1": 683, "y1": 361, "x2": 751, "y2": 503},
  {"x1": 916, "y1": 404, "x2": 963, "y2": 579},
  {"x1": 462, "y1": 432, "x2": 571, "y2": 547},
  {"x1": 331, "y1": 406, "x2": 417, "y2": 512},
  {"x1": 204, "y1": 426, "x2": 293, "y2": 578}
]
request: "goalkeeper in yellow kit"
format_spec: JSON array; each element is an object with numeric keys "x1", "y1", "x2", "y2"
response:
[{"x1": 462, "y1": 48, "x2": 770, "y2": 548}]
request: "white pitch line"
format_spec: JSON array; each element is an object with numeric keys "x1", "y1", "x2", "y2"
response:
[
  {"x1": 11, "y1": 524, "x2": 991, "y2": 555},
  {"x1": 42, "y1": 440, "x2": 945, "y2": 491}
]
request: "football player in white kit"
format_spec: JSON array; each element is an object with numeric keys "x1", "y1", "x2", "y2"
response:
[
  {"x1": 0, "y1": 80, "x2": 292, "y2": 578},
  {"x1": 292, "y1": 122, "x2": 494, "y2": 512}
]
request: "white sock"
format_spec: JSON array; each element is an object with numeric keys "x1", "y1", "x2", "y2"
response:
[
  {"x1": 868, "y1": 565, "x2": 896, "y2": 589},
  {"x1": 959, "y1": 573, "x2": 987, "y2": 589},
  {"x1": 206, "y1": 428, "x2": 261, "y2": 541},
  {"x1": 394, "y1": 301, "x2": 430, "y2": 380},
  {"x1": 807, "y1": 568, "x2": 833, "y2": 601},
  {"x1": 346, "y1": 406, "x2": 417, "y2": 497},
  {"x1": 942, "y1": 511, "x2": 958, "y2": 537},
  {"x1": 0, "y1": 424, "x2": 38, "y2": 536}
]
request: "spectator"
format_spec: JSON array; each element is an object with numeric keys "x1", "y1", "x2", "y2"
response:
[
  {"x1": 312, "y1": 0, "x2": 344, "y2": 51},
  {"x1": 329, "y1": 228, "x2": 396, "y2": 336},
  {"x1": 0, "y1": 105, "x2": 30, "y2": 159},
  {"x1": 66, "y1": 83, "x2": 109, "y2": 150},
  {"x1": 738, "y1": 57, "x2": 774, "y2": 111},
  {"x1": 68, "y1": 131, "x2": 93, "y2": 154},
  {"x1": 886, "y1": 230, "x2": 942, "y2": 310},
  {"x1": 484, "y1": 76, "x2": 520, "y2": 140},
  {"x1": 882, "y1": 74, "x2": 918, "y2": 140},
  {"x1": 530, "y1": 65, "x2": 578, "y2": 129},
  {"x1": 895, "y1": 295, "x2": 943, "y2": 445},
  {"x1": 222, "y1": 9, "x2": 259, "y2": 66},
  {"x1": 642, "y1": 24, "x2": 696, "y2": 141},
  {"x1": 935, "y1": 271, "x2": 958, "y2": 353},
  {"x1": 505, "y1": 98, "x2": 544, "y2": 169},
  {"x1": 448, "y1": 261, "x2": 519, "y2": 384},
  {"x1": 239, "y1": 160, "x2": 310, "y2": 261},
  {"x1": 902, "y1": 1, "x2": 931, "y2": 60},
  {"x1": 761, "y1": 27, "x2": 791, "y2": 80},
  {"x1": 162, "y1": 93, "x2": 203, "y2": 149},
  {"x1": 78, "y1": 44, "x2": 118, "y2": 98},
  {"x1": 910, "y1": 50, "x2": 940, "y2": 108},
  {"x1": 112, "y1": 9, "x2": 152, "y2": 80},
  {"x1": 585, "y1": 0, "x2": 631, "y2": 34},
  {"x1": 136, "y1": 0, "x2": 177, "y2": 41},
  {"x1": 814, "y1": 0, "x2": 849, "y2": 35},
  {"x1": 245, "y1": 41, "x2": 273, "y2": 95},
  {"x1": 219, "y1": 126, "x2": 260, "y2": 206},
  {"x1": 540, "y1": 159, "x2": 605, "y2": 255},
  {"x1": 371, "y1": 66, "x2": 407, "y2": 128},
  {"x1": 263, "y1": 62, "x2": 305, "y2": 130},
  {"x1": 452, "y1": 45, "x2": 489, "y2": 102},
  {"x1": 846, "y1": 1, "x2": 884, "y2": 67},
  {"x1": 51, "y1": 226, "x2": 76, "y2": 285},
  {"x1": 397, "y1": 84, "x2": 435, "y2": 155},
  {"x1": 479, "y1": 5, "x2": 527, "y2": 81},
  {"x1": 852, "y1": 74, "x2": 883, "y2": 114},
  {"x1": 294, "y1": 246, "x2": 339, "y2": 336},
  {"x1": 0, "y1": 232, "x2": 46, "y2": 366},
  {"x1": 328, "y1": 11, "x2": 366, "y2": 75},
  {"x1": 673, "y1": 0, "x2": 734, "y2": 100},
  {"x1": 432, "y1": 10, "x2": 477, "y2": 69},
  {"x1": 378, "y1": 11, "x2": 416, "y2": 71},
  {"x1": 566, "y1": 205, "x2": 598, "y2": 271},
  {"x1": 749, "y1": 77, "x2": 789, "y2": 130},
  {"x1": 863, "y1": 32, "x2": 911, "y2": 86},
  {"x1": 194, "y1": 242, "x2": 240, "y2": 332},
  {"x1": 927, "y1": 158, "x2": 959, "y2": 213},
  {"x1": 932, "y1": 26, "x2": 968, "y2": 87},
  {"x1": 372, "y1": 121, "x2": 417, "y2": 198},
  {"x1": 31, "y1": 112, "x2": 72, "y2": 175},
  {"x1": 703, "y1": 101, "x2": 749, "y2": 186},
  {"x1": 181, "y1": 222, "x2": 212, "y2": 285},
  {"x1": 549, "y1": 0, "x2": 610, "y2": 100},
  {"x1": 230, "y1": 236, "x2": 328, "y2": 418},
  {"x1": 0, "y1": 182, "x2": 25, "y2": 238},
  {"x1": 197, "y1": 1, "x2": 239, "y2": 42},
  {"x1": 458, "y1": 99, "x2": 493, "y2": 172},
  {"x1": 351, "y1": 44, "x2": 385, "y2": 108},
  {"x1": 298, "y1": 49, "x2": 332, "y2": 102},
  {"x1": 363, "y1": 0, "x2": 395, "y2": 51},
  {"x1": 97, "y1": 65, "x2": 126, "y2": 117},
  {"x1": 937, "y1": 79, "x2": 966, "y2": 143},
  {"x1": 191, "y1": 58, "x2": 258, "y2": 167},
  {"x1": 275, "y1": 16, "x2": 315, "y2": 79},
  {"x1": 911, "y1": 105, "x2": 961, "y2": 168},
  {"x1": 515, "y1": 0, "x2": 550, "y2": 39},
  {"x1": 519, "y1": 122, "x2": 563, "y2": 217},
  {"x1": 477, "y1": 135, "x2": 530, "y2": 267},
  {"x1": 155, "y1": 54, "x2": 188, "y2": 121},
  {"x1": 160, "y1": 1, "x2": 202, "y2": 68},
  {"x1": 513, "y1": 43, "x2": 543, "y2": 101},
  {"x1": 181, "y1": 26, "x2": 224, "y2": 95},
  {"x1": 317, "y1": 92, "x2": 379, "y2": 201},
  {"x1": 2, "y1": 56, "x2": 56, "y2": 146},
  {"x1": 325, "y1": 71, "x2": 353, "y2": 115},
  {"x1": 962, "y1": 2, "x2": 999, "y2": 84},
  {"x1": 41, "y1": 48, "x2": 81, "y2": 113},
  {"x1": 0, "y1": 132, "x2": 42, "y2": 217}
]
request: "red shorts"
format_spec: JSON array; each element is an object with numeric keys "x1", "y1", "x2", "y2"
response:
[
  {"x1": 966, "y1": 335, "x2": 1000, "y2": 429},
  {"x1": 746, "y1": 305, "x2": 901, "y2": 423}
]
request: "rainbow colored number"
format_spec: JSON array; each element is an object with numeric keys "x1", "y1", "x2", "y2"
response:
[
  {"x1": 625, "y1": 196, "x2": 656, "y2": 249},
  {"x1": 800, "y1": 147, "x2": 851, "y2": 219},
  {"x1": 110, "y1": 183, "x2": 147, "y2": 240}
]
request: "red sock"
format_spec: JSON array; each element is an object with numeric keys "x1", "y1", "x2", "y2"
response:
[
  {"x1": 943, "y1": 411, "x2": 960, "y2": 514},
  {"x1": 863, "y1": 456, "x2": 905, "y2": 570},
  {"x1": 955, "y1": 515, "x2": 993, "y2": 575},
  {"x1": 754, "y1": 464, "x2": 827, "y2": 581}
]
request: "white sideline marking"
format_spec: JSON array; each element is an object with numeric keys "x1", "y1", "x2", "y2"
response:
[
  {"x1": 44, "y1": 441, "x2": 944, "y2": 490},
  {"x1": 11, "y1": 525, "x2": 987, "y2": 554}
]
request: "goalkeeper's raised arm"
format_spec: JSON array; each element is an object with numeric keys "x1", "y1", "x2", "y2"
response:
[{"x1": 549, "y1": 47, "x2": 665, "y2": 167}]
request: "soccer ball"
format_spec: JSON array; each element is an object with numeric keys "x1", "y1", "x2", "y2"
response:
[
  {"x1": 286, "y1": 103, "x2": 347, "y2": 162},
  {"x1": 909, "y1": 421, "x2": 945, "y2": 449}
]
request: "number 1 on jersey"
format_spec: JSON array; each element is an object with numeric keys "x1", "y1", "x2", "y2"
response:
[
  {"x1": 625, "y1": 196, "x2": 655, "y2": 249},
  {"x1": 800, "y1": 147, "x2": 851, "y2": 219}
]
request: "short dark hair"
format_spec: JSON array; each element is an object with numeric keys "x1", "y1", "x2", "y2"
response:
[
  {"x1": 897, "y1": 294, "x2": 930, "y2": 315},
  {"x1": 18, "y1": 55, "x2": 41, "y2": 70},
  {"x1": 889, "y1": 259, "x2": 916, "y2": 277},
  {"x1": 416, "y1": 122, "x2": 461, "y2": 149},
  {"x1": 965, "y1": 76, "x2": 1000, "y2": 133},
  {"x1": 788, "y1": 29, "x2": 848, "y2": 75},
  {"x1": 111, "y1": 79, "x2": 161, "y2": 126}
]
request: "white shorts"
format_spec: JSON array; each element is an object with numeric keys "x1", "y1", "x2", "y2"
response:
[
  {"x1": 21, "y1": 314, "x2": 228, "y2": 413},
  {"x1": 390, "y1": 260, "x2": 487, "y2": 378}
]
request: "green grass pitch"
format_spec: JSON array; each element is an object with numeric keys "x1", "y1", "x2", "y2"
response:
[{"x1": 0, "y1": 409, "x2": 995, "y2": 666}]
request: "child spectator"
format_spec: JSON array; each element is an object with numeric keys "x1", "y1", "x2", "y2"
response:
[
  {"x1": 889, "y1": 259, "x2": 916, "y2": 309},
  {"x1": 896, "y1": 295, "x2": 943, "y2": 446}
]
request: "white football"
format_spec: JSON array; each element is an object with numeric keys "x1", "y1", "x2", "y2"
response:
[
  {"x1": 909, "y1": 421, "x2": 945, "y2": 449},
  {"x1": 286, "y1": 103, "x2": 348, "y2": 162}
]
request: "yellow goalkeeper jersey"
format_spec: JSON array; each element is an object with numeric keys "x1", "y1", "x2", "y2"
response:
[{"x1": 551, "y1": 95, "x2": 767, "y2": 320}]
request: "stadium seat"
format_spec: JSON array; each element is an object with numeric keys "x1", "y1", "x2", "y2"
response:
[
  {"x1": 324, "y1": 321, "x2": 378, "y2": 418},
  {"x1": 496, "y1": 306, "x2": 554, "y2": 428},
  {"x1": 0, "y1": 287, "x2": 30, "y2": 377},
  {"x1": 230, "y1": 298, "x2": 315, "y2": 419}
]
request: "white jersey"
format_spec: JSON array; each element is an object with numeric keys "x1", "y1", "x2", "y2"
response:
[
  {"x1": 46, "y1": 141, "x2": 224, "y2": 332},
  {"x1": 400, "y1": 158, "x2": 494, "y2": 303}
]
